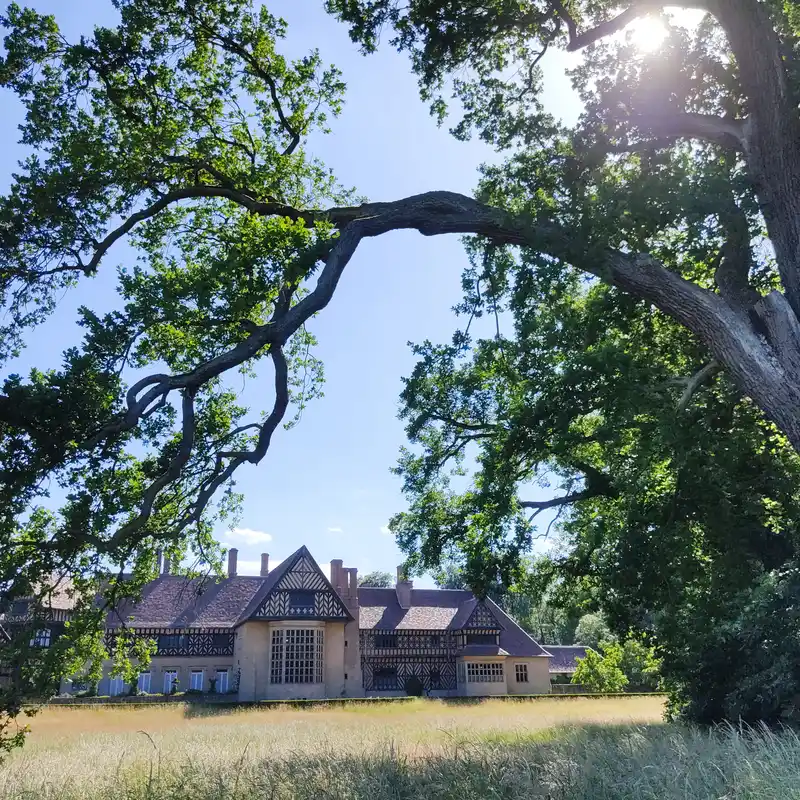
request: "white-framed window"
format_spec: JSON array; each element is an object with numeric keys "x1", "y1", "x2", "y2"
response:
[
  {"x1": 270, "y1": 628, "x2": 324, "y2": 684},
  {"x1": 190, "y1": 670, "x2": 204, "y2": 691},
  {"x1": 137, "y1": 672, "x2": 151, "y2": 693},
  {"x1": 215, "y1": 669, "x2": 229, "y2": 693},
  {"x1": 29, "y1": 629, "x2": 51, "y2": 648},
  {"x1": 163, "y1": 669, "x2": 178, "y2": 694},
  {"x1": 515, "y1": 663, "x2": 529, "y2": 683},
  {"x1": 109, "y1": 676, "x2": 125, "y2": 696},
  {"x1": 466, "y1": 662, "x2": 504, "y2": 683}
]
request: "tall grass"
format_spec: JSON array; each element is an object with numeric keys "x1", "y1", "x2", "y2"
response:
[{"x1": 0, "y1": 697, "x2": 797, "y2": 799}]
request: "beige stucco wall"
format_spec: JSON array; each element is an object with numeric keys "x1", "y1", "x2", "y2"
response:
[
  {"x1": 343, "y1": 619, "x2": 364, "y2": 697},
  {"x1": 324, "y1": 621, "x2": 346, "y2": 698},
  {"x1": 506, "y1": 657, "x2": 551, "y2": 694},
  {"x1": 234, "y1": 620, "x2": 348, "y2": 701},
  {"x1": 235, "y1": 620, "x2": 269, "y2": 700},
  {"x1": 459, "y1": 657, "x2": 509, "y2": 696},
  {"x1": 64, "y1": 656, "x2": 237, "y2": 696}
]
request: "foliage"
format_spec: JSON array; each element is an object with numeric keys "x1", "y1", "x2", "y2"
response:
[
  {"x1": 0, "y1": 0, "x2": 350, "y2": 752},
  {"x1": 109, "y1": 628, "x2": 157, "y2": 695},
  {"x1": 662, "y1": 563, "x2": 800, "y2": 724},
  {"x1": 572, "y1": 643, "x2": 628, "y2": 693},
  {"x1": 619, "y1": 635, "x2": 661, "y2": 693},
  {"x1": 328, "y1": 0, "x2": 800, "y2": 727},
  {"x1": 573, "y1": 615, "x2": 613, "y2": 650},
  {"x1": 358, "y1": 571, "x2": 394, "y2": 588}
]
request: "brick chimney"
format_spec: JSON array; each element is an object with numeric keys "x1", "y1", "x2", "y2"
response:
[
  {"x1": 330, "y1": 559, "x2": 344, "y2": 593},
  {"x1": 395, "y1": 565, "x2": 413, "y2": 609},
  {"x1": 227, "y1": 548, "x2": 238, "y2": 578},
  {"x1": 260, "y1": 553, "x2": 270, "y2": 577}
]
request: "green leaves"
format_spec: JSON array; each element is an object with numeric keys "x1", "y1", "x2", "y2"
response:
[
  {"x1": 572, "y1": 642, "x2": 629, "y2": 693},
  {"x1": 0, "y1": 0, "x2": 354, "y2": 750}
]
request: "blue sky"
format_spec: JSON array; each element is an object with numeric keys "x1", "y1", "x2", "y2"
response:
[{"x1": 0, "y1": 1, "x2": 584, "y2": 583}]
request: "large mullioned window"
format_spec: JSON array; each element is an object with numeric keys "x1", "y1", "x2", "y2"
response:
[
  {"x1": 270, "y1": 628, "x2": 324, "y2": 684},
  {"x1": 466, "y1": 662, "x2": 504, "y2": 682}
]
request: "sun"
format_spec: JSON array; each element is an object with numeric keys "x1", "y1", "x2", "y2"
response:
[{"x1": 627, "y1": 16, "x2": 669, "y2": 53}]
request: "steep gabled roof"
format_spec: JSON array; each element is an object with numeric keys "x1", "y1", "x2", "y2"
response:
[
  {"x1": 106, "y1": 575, "x2": 267, "y2": 629},
  {"x1": 237, "y1": 545, "x2": 352, "y2": 623},
  {"x1": 487, "y1": 599, "x2": 550, "y2": 658},
  {"x1": 357, "y1": 587, "x2": 549, "y2": 658}
]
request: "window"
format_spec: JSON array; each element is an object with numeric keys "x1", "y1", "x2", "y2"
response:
[
  {"x1": 270, "y1": 629, "x2": 284, "y2": 684},
  {"x1": 270, "y1": 628, "x2": 324, "y2": 684},
  {"x1": 515, "y1": 663, "x2": 529, "y2": 683},
  {"x1": 29, "y1": 629, "x2": 51, "y2": 648},
  {"x1": 429, "y1": 635, "x2": 441, "y2": 647},
  {"x1": 215, "y1": 669, "x2": 229, "y2": 693},
  {"x1": 466, "y1": 662, "x2": 504, "y2": 683},
  {"x1": 465, "y1": 633, "x2": 497, "y2": 646},
  {"x1": 374, "y1": 633, "x2": 398, "y2": 648},
  {"x1": 429, "y1": 669, "x2": 441, "y2": 689},
  {"x1": 211, "y1": 633, "x2": 231, "y2": 649},
  {"x1": 373, "y1": 666, "x2": 399, "y2": 690},
  {"x1": 190, "y1": 670, "x2": 204, "y2": 691},
  {"x1": 109, "y1": 676, "x2": 125, "y2": 696},
  {"x1": 288, "y1": 590, "x2": 315, "y2": 615},
  {"x1": 11, "y1": 601, "x2": 28, "y2": 617},
  {"x1": 163, "y1": 669, "x2": 178, "y2": 694},
  {"x1": 138, "y1": 672, "x2": 151, "y2": 693},
  {"x1": 158, "y1": 634, "x2": 187, "y2": 651}
]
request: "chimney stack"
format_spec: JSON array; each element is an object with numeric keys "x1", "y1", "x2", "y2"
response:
[
  {"x1": 227, "y1": 548, "x2": 238, "y2": 578},
  {"x1": 162, "y1": 555, "x2": 171, "y2": 575},
  {"x1": 395, "y1": 564, "x2": 413, "y2": 609},
  {"x1": 330, "y1": 559, "x2": 344, "y2": 592},
  {"x1": 155, "y1": 549, "x2": 163, "y2": 576},
  {"x1": 260, "y1": 553, "x2": 270, "y2": 577}
]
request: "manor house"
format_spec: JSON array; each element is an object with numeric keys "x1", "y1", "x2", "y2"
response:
[{"x1": 20, "y1": 545, "x2": 555, "y2": 698}]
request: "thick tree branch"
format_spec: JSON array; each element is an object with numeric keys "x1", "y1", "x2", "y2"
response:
[
  {"x1": 715, "y1": 201, "x2": 759, "y2": 310},
  {"x1": 629, "y1": 111, "x2": 745, "y2": 150},
  {"x1": 550, "y1": 0, "x2": 655, "y2": 51},
  {"x1": 677, "y1": 360, "x2": 721, "y2": 412},
  {"x1": 520, "y1": 490, "x2": 595, "y2": 510},
  {"x1": 83, "y1": 186, "x2": 800, "y2": 551}
]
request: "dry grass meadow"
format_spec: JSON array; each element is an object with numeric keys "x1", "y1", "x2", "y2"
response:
[{"x1": 1, "y1": 696, "x2": 799, "y2": 799}]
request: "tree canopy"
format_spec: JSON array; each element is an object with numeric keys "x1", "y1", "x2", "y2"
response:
[
  {"x1": 358, "y1": 570, "x2": 394, "y2": 588},
  {"x1": 1, "y1": 0, "x2": 800, "y2": 737}
]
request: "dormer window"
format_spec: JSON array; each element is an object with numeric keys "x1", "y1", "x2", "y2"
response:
[
  {"x1": 465, "y1": 632, "x2": 497, "y2": 646},
  {"x1": 288, "y1": 590, "x2": 315, "y2": 615}
]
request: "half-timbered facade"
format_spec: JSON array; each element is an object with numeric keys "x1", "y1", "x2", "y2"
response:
[{"x1": 5, "y1": 545, "x2": 553, "y2": 699}]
